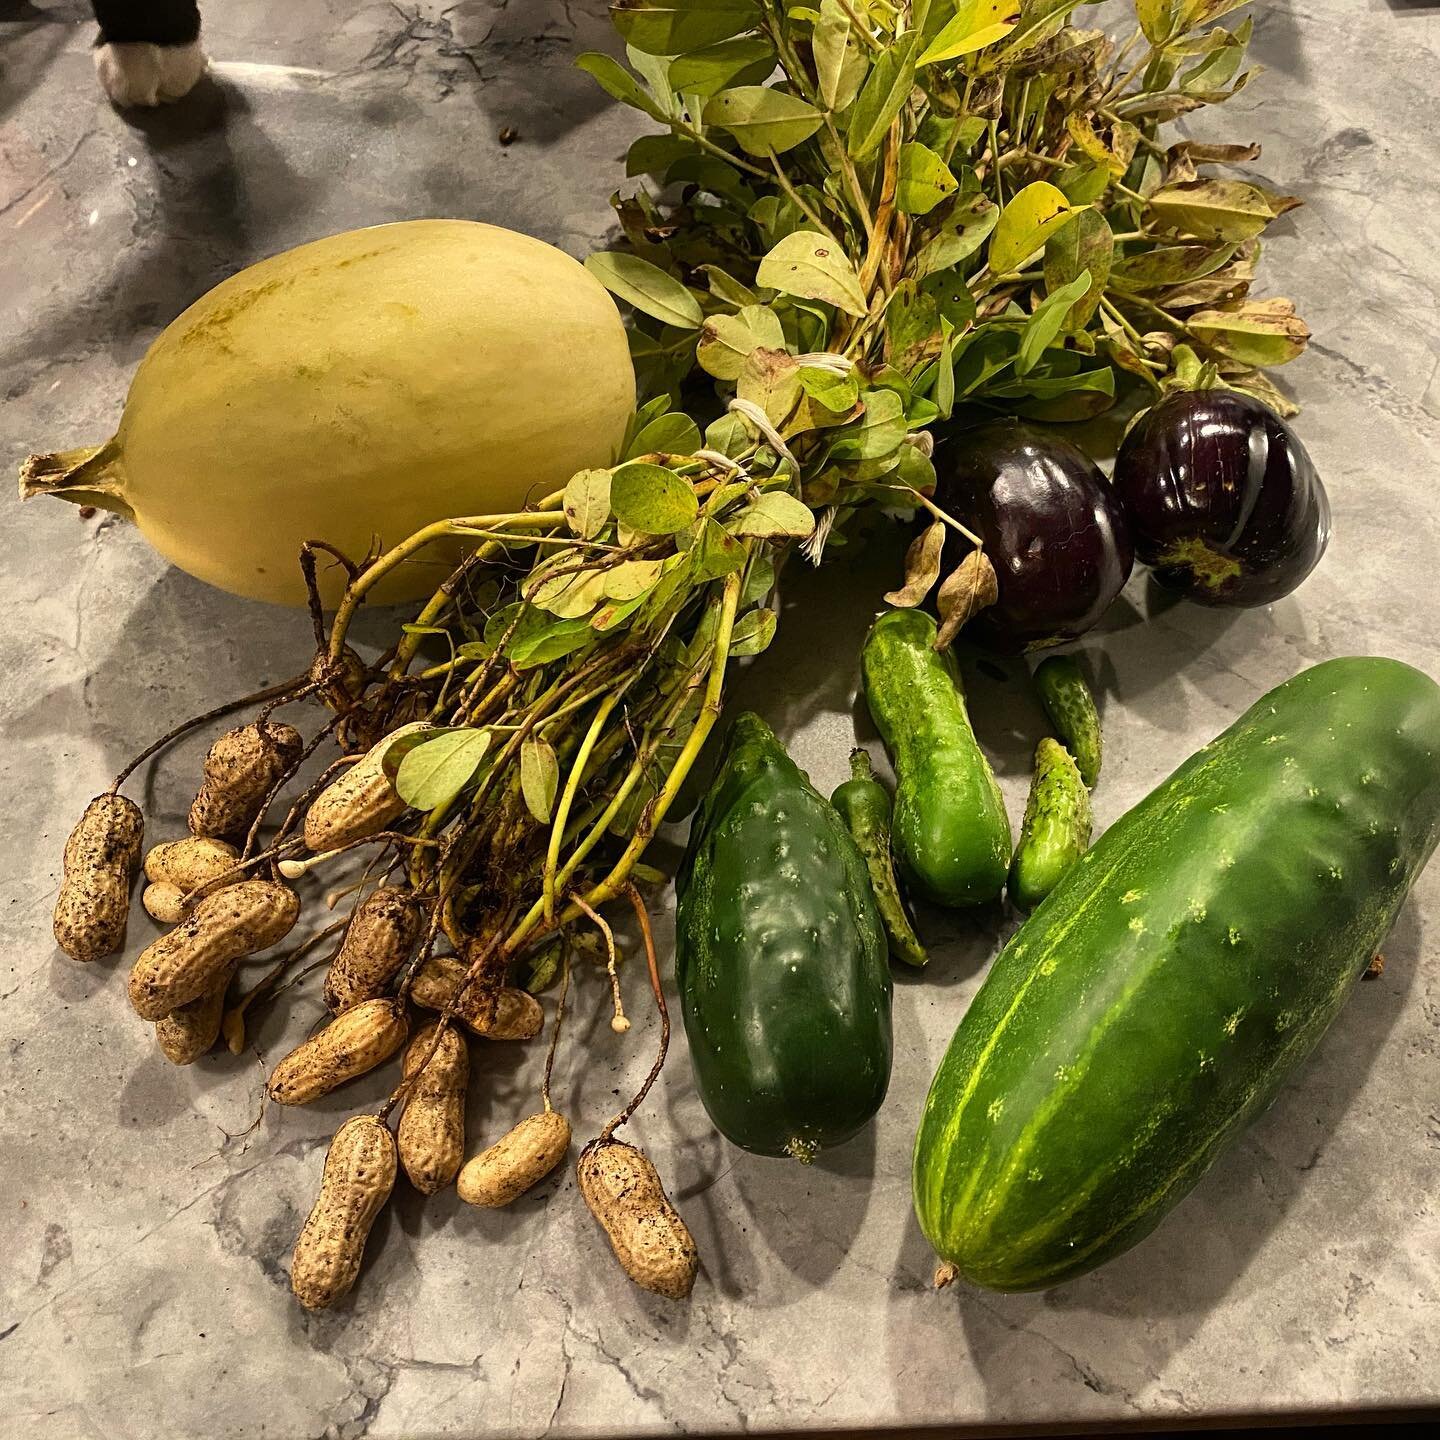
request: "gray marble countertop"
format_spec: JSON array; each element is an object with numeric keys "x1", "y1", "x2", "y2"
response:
[{"x1": 2, "y1": 3, "x2": 1437, "y2": 1437}]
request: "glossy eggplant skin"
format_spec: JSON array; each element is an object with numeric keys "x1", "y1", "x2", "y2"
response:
[
  {"x1": 1111, "y1": 390, "x2": 1330, "y2": 607},
  {"x1": 932, "y1": 419, "x2": 1134, "y2": 653}
]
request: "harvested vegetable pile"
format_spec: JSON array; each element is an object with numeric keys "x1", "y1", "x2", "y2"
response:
[{"x1": 38, "y1": 0, "x2": 1318, "y2": 1306}]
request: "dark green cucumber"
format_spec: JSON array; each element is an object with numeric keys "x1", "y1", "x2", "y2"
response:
[
  {"x1": 1033, "y1": 654, "x2": 1101, "y2": 787},
  {"x1": 1008, "y1": 738, "x2": 1091, "y2": 912},
  {"x1": 914, "y1": 657, "x2": 1440, "y2": 1291},
  {"x1": 832, "y1": 749, "x2": 928, "y2": 968},
  {"x1": 676, "y1": 713, "x2": 892, "y2": 1159},
  {"x1": 861, "y1": 609, "x2": 1011, "y2": 906}
]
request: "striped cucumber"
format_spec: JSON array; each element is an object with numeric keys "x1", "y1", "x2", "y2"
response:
[
  {"x1": 914, "y1": 657, "x2": 1440, "y2": 1291},
  {"x1": 1008, "y1": 738, "x2": 1091, "y2": 912},
  {"x1": 1033, "y1": 655, "x2": 1101, "y2": 787}
]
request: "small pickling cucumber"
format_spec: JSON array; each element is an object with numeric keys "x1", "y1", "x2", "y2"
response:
[
  {"x1": 1033, "y1": 654, "x2": 1102, "y2": 787},
  {"x1": 862, "y1": 609, "x2": 1011, "y2": 907},
  {"x1": 832, "y1": 749, "x2": 928, "y2": 968},
  {"x1": 1008, "y1": 738, "x2": 1091, "y2": 912}
]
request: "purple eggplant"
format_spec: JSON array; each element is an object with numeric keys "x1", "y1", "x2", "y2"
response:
[
  {"x1": 1111, "y1": 389, "x2": 1330, "y2": 607},
  {"x1": 932, "y1": 418, "x2": 1134, "y2": 653}
]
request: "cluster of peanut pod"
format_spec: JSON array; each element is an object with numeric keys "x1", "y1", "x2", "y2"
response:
[{"x1": 53, "y1": 703, "x2": 699, "y2": 1309}]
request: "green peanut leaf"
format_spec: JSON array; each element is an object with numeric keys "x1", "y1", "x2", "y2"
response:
[
  {"x1": 395, "y1": 729, "x2": 492, "y2": 813},
  {"x1": 508, "y1": 614, "x2": 598, "y2": 669},
  {"x1": 626, "y1": 133, "x2": 694, "y2": 176},
  {"x1": 897, "y1": 141, "x2": 959, "y2": 216},
  {"x1": 668, "y1": 36, "x2": 777, "y2": 95},
  {"x1": 612, "y1": 0, "x2": 762, "y2": 57},
  {"x1": 1016, "y1": 269, "x2": 1090, "y2": 376},
  {"x1": 729, "y1": 606, "x2": 778, "y2": 656},
  {"x1": 629, "y1": 411, "x2": 703, "y2": 457},
  {"x1": 732, "y1": 490, "x2": 816, "y2": 538},
  {"x1": 703, "y1": 86, "x2": 824, "y2": 156},
  {"x1": 741, "y1": 552, "x2": 776, "y2": 605},
  {"x1": 691, "y1": 515, "x2": 747, "y2": 579},
  {"x1": 918, "y1": 2, "x2": 1021, "y2": 66},
  {"x1": 933, "y1": 323, "x2": 957, "y2": 419},
  {"x1": 827, "y1": 386, "x2": 907, "y2": 460},
  {"x1": 585, "y1": 252, "x2": 704, "y2": 330},
  {"x1": 846, "y1": 32, "x2": 918, "y2": 160},
  {"x1": 987, "y1": 181, "x2": 1079, "y2": 274},
  {"x1": 610, "y1": 462, "x2": 700, "y2": 534},
  {"x1": 798, "y1": 365, "x2": 859, "y2": 413},
  {"x1": 520, "y1": 737, "x2": 560, "y2": 825},
  {"x1": 573, "y1": 52, "x2": 667, "y2": 122},
  {"x1": 755, "y1": 230, "x2": 868, "y2": 316}
]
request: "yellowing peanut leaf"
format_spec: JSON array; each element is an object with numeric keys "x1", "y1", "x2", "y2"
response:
[
  {"x1": 755, "y1": 230, "x2": 868, "y2": 316},
  {"x1": 1147, "y1": 179, "x2": 1279, "y2": 242},
  {"x1": 918, "y1": 2, "x2": 1021, "y2": 66},
  {"x1": 987, "y1": 182, "x2": 1079, "y2": 275},
  {"x1": 732, "y1": 491, "x2": 816, "y2": 538},
  {"x1": 520, "y1": 738, "x2": 560, "y2": 824},
  {"x1": 563, "y1": 469, "x2": 612, "y2": 540},
  {"x1": 897, "y1": 141, "x2": 959, "y2": 216}
]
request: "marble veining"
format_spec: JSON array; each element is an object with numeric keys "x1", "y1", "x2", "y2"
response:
[{"x1": 1, "y1": 2, "x2": 1437, "y2": 1436}]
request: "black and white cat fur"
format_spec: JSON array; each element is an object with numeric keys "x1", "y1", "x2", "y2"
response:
[{"x1": 91, "y1": 0, "x2": 208, "y2": 107}]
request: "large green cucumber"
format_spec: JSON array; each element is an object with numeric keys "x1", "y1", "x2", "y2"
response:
[
  {"x1": 914, "y1": 657, "x2": 1440, "y2": 1291},
  {"x1": 676, "y1": 713, "x2": 892, "y2": 1159}
]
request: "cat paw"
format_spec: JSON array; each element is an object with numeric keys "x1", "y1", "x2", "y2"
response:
[{"x1": 95, "y1": 40, "x2": 208, "y2": 108}]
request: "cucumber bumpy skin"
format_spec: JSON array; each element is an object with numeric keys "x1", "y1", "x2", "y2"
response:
[
  {"x1": 832, "y1": 749, "x2": 929, "y2": 968},
  {"x1": 914, "y1": 657, "x2": 1440, "y2": 1292},
  {"x1": 861, "y1": 609, "x2": 1011, "y2": 907},
  {"x1": 1008, "y1": 738, "x2": 1092, "y2": 912},
  {"x1": 1033, "y1": 654, "x2": 1102, "y2": 787},
  {"x1": 676, "y1": 714, "x2": 892, "y2": 1160}
]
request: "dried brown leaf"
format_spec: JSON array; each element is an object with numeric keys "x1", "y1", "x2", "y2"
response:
[
  {"x1": 884, "y1": 521, "x2": 946, "y2": 608},
  {"x1": 934, "y1": 549, "x2": 999, "y2": 649}
]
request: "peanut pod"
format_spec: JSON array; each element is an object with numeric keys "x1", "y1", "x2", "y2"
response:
[
  {"x1": 411, "y1": 954, "x2": 543, "y2": 1040},
  {"x1": 143, "y1": 882, "x2": 188, "y2": 926},
  {"x1": 291, "y1": 1115, "x2": 396, "y2": 1311},
  {"x1": 189, "y1": 721, "x2": 303, "y2": 840},
  {"x1": 577, "y1": 1138, "x2": 698, "y2": 1300},
  {"x1": 144, "y1": 836, "x2": 239, "y2": 891},
  {"x1": 155, "y1": 962, "x2": 236, "y2": 1065},
  {"x1": 397, "y1": 1022, "x2": 469, "y2": 1194},
  {"x1": 128, "y1": 879, "x2": 299, "y2": 1019},
  {"x1": 53, "y1": 793, "x2": 143, "y2": 962},
  {"x1": 457, "y1": 1110, "x2": 570, "y2": 1209},
  {"x1": 324, "y1": 886, "x2": 422, "y2": 1012},
  {"x1": 267, "y1": 998, "x2": 409, "y2": 1106},
  {"x1": 303, "y1": 721, "x2": 430, "y2": 853}
]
